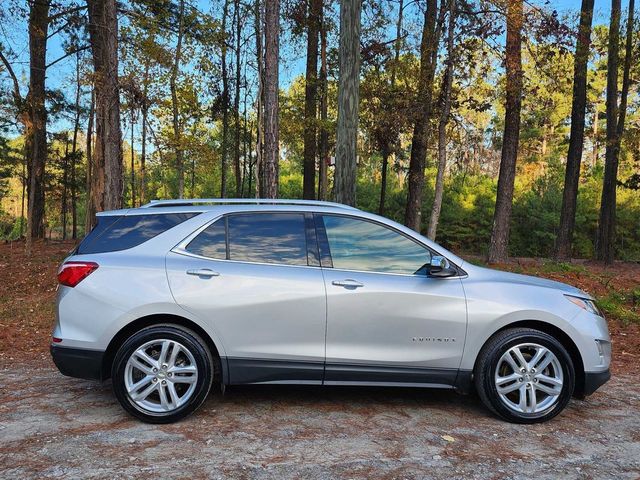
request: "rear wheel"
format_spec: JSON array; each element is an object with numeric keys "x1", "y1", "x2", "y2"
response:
[
  {"x1": 474, "y1": 328, "x2": 575, "y2": 423},
  {"x1": 112, "y1": 325, "x2": 214, "y2": 423}
]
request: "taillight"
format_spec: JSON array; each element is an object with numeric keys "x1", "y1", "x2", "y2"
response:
[{"x1": 57, "y1": 262, "x2": 99, "y2": 287}]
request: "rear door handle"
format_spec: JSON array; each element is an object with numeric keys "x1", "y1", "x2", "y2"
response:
[
  {"x1": 332, "y1": 279, "x2": 364, "y2": 288},
  {"x1": 187, "y1": 269, "x2": 220, "y2": 277}
]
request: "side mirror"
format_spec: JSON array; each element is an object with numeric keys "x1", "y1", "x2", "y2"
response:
[{"x1": 429, "y1": 255, "x2": 457, "y2": 278}]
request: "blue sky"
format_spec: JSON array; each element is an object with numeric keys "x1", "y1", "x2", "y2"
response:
[{"x1": 0, "y1": 0, "x2": 626, "y2": 135}]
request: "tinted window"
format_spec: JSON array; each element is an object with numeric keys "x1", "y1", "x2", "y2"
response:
[
  {"x1": 185, "y1": 218, "x2": 226, "y2": 259},
  {"x1": 77, "y1": 213, "x2": 198, "y2": 254},
  {"x1": 322, "y1": 215, "x2": 431, "y2": 275},
  {"x1": 228, "y1": 213, "x2": 308, "y2": 266}
]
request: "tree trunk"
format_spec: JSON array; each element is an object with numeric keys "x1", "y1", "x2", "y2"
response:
[
  {"x1": 596, "y1": 0, "x2": 631, "y2": 263},
  {"x1": 404, "y1": 0, "x2": 438, "y2": 230},
  {"x1": 130, "y1": 108, "x2": 136, "y2": 206},
  {"x1": 234, "y1": 0, "x2": 242, "y2": 197},
  {"x1": 427, "y1": 0, "x2": 456, "y2": 241},
  {"x1": 378, "y1": 147, "x2": 390, "y2": 215},
  {"x1": 71, "y1": 52, "x2": 81, "y2": 239},
  {"x1": 379, "y1": 0, "x2": 404, "y2": 215},
  {"x1": 333, "y1": 0, "x2": 362, "y2": 206},
  {"x1": 221, "y1": 0, "x2": 231, "y2": 197},
  {"x1": 303, "y1": 0, "x2": 322, "y2": 199},
  {"x1": 85, "y1": 88, "x2": 95, "y2": 234},
  {"x1": 317, "y1": 5, "x2": 329, "y2": 201},
  {"x1": 555, "y1": 0, "x2": 595, "y2": 260},
  {"x1": 87, "y1": 0, "x2": 123, "y2": 220},
  {"x1": 140, "y1": 62, "x2": 150, "y2": 205},
  {"x1": 61, "y1": 136, "x2": 69, "y2": 240},
  {"x1": 170, "y1": 0, "x2": 186, "y2": 198},
  {"x1": 25, "y1": 0, "x2": 50, "y2": 245},
  {"x1": 592, "y1": 106, "x2": 599, "y2": 167},
  {"x1": 487, "y1": 0, "x2": 523, "y2": 263},
  {"x1": 263, "y1": 0, "x2": 280, "y2": 198},
  {"x1": 254, "y1": 0, "x2": 264, "y2": 198}
]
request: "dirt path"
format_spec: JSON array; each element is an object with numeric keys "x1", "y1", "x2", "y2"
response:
[{"x1": 1, "y1": 361, "x2": 639, "y2": 479}]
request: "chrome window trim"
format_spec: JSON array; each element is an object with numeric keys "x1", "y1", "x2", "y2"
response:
[
  {"x1": 171, "y1": 211, "x2": 319, "y2": 270},
  {"x1": 316, "y1": 212, "x2": 468, "y2": 278},
  {"x1": 170, "y1": 210, "x2": 467, "y2": 278}
]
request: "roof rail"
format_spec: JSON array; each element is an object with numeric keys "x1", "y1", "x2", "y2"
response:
[{"x1": 141, "y1": 198, "x2": 359, "y2": 211}]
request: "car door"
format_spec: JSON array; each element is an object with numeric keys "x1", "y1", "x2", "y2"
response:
[
  {"x1": 317, "y1": 214, "x2": 467, "y2": 386},
  {"x1": 166, "y1": 212, "x2": 327, "y2": 384}
]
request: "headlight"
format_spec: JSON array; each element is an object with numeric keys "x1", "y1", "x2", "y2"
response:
[{"x1": 565, "y1": 295, "x2": 603, "y2": 317}]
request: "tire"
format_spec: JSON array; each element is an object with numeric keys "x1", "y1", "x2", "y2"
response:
[
  {"x1": 112, "y1": 324, "x2": 214, "y2": 423},
  {"x1": 474, "y1": 328, "x2": 575, "y2": 424}
]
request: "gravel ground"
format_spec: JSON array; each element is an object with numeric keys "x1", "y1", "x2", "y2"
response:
[{"x1": 1, "y1": 361, "x2": 639, "y2": 479}]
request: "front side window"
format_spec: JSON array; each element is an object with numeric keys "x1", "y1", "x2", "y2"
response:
[
  {"x1": 321, "y1": 215, "x2": 431, "y2": 275},
  {"x1": 186, "y1": 213, "x2": 309, "y2": 266}
]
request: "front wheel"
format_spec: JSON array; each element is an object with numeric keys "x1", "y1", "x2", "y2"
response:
[
  {"x1": 474, "y1": 328, "x2": 575, "y2": 423},
  {"x1": 112, "y1": 325, "x2": 214, "y2": 423}
]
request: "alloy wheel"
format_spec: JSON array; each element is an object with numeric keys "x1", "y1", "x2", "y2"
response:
[
  {"x1": 494, "y1": 343, "x2": 564, "y2": 414},
  {"x1": 124, "y1": 339, "x2": 199, "y2": 413}
]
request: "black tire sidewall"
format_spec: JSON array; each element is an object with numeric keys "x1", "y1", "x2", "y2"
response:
[
  {"x1": 112, "y1": 326, "x2": 213, "y2": 424},
  {"x1": 481, "y1": 331, "x2": 575, "y2": 424}
]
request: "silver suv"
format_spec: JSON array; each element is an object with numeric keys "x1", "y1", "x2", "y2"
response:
[{"x1": 51, "y1": 199, "x2": 611, "y2": 423}]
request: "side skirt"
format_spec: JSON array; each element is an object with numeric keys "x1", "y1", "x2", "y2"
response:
[{"x1": 225, "y1": 357, "x2": 462, "y2": 389}]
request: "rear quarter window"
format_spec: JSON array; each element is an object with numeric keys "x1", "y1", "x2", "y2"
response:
[{"x1": 77, "y1": 213, "x2": 199, "y2": 254}]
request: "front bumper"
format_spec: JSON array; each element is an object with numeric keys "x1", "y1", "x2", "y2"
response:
[
  {"x1": 583, "y1": 369, "x2": 611, "y2": 396},
  {"x1": 50, "y1": 344, "x2": 105, "y2": 381}
]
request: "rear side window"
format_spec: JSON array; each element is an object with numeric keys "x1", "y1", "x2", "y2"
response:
[
  {"x1": 228, "y1": 214, "x2": 307, "y2": 265},
  {"x1": 78, "y1": 213, "x2": 199, "y2": 254},
  {"x1": 185, "y1": 218, "x2": 226, "y2": 259},
  {"x1": 185, "y1": 213, "x2": 309, "y2": 266}
]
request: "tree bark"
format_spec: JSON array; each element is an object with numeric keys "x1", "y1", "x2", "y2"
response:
[
  {"x1": 234, "y1": 0, "x2": 243, "y2": 196},
  {"x1": 254, "y1": 0, "x2": 264, "y2": 198},
  {"x1": 263, "y1": 0, "x2": 280, "y2": 198},
  {"x1": 592, "y1": 106, "x2": 599, "y2": 167},
  {"x1": 317, "y1": 4, "x2": 329, "y2": 201},
  {"x1": 333, "y1": 0, "x2": 362, "y2": 206},
  {"x1": 378, "y1": 0, "x2": 404, "y2": 216},
  {"x1": 427, "y1": 0, "x2": 456, "y2": 241},
  {"x1": 61, "y1": 136, "x2": 69, "y2": 240},
  {"x1": 85, "y1": 88, "x2": 95, "y2": 234},
  {"x1": 378, "y1": 146, "x2": 390, "y2": 215},
  {"x1": 71, "y1": 52, "x2": 81, "y2": 239},
  {"x1": 555, "y1": 0, "x2": 595, "y2": 260},
  {"x1": 221, "y1": 0, "x2": 231, "y2": 197},
  {"x1": 25, "y1": 0, "x2": 50, "y2": 244},
  {"x1": 140, "y1": 62, "x2": 150, "y2": 205},
  {"x1": 404, "y1": 0, "x2": 438, "y2": 230},
  {"x1": 87, "y1": 0, "x2": 123, "y2": 220},
  {"x1": 303, "y1": 0, "x2": 322, "y2": 199},
  {"x1": 487, "y1": 0, "x2": 523, "y2": 263},
  {"x1": 130, "y1": 108, "x2": 136, "y2": 206},
  {"x1": 170, "y1": 0, "x2": 186, "y2": 198},
  {"x1": 596, "y1": 0, "x2": 631, "y2": 263}
]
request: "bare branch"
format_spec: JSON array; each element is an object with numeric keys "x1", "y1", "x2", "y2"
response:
[
  {"x1": 0, "y1": 48, "x2": 22, "y2": 102},
  {"x1": 47, "y1": 4, "x2": 88, "y2": 23},
  {"x1": 45, "y1": 44, "x2": 90, "y2": 69}
]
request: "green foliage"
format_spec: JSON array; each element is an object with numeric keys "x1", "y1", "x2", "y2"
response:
[{"x1": 596, "y1": 291, "x2": 640, "y2": 325}]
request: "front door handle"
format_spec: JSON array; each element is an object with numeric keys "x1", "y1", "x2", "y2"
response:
[
  {"x1": 187, "y1": 269, "x2": 220, "y2": 277},
  {"x1": 332, "y1": 279, "x2": 364, "y2": 288}
]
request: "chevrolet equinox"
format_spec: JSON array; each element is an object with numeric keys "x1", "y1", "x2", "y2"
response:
[{"x1": 51, "y1": 199, "x2": 611, "y2": 423}]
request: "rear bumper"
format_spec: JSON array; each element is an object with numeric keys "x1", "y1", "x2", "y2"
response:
[
  {"x1": 50, "y1": 344, "x2": 104, "y2": 381},
  {"x1": 583, "y1": 369, "x2": 611, "y2": 396}
]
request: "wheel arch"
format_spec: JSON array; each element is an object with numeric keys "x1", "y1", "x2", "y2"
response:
[
  {"x1": 101, "y1": 313, "x2": 227, "y2": 384},
  {"x1": 476, "y1": 320, "x2": 586, "y2": 397}
]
